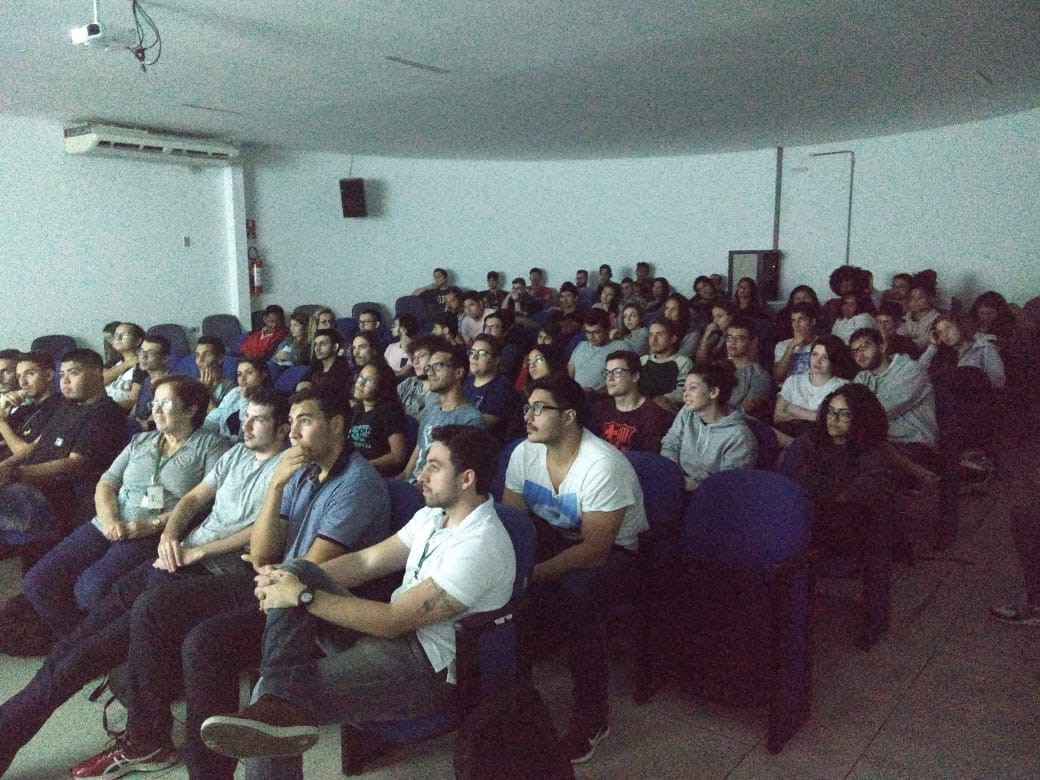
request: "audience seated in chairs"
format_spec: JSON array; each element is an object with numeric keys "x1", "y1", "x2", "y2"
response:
[
  {"x1": 271, "y1": 311, "x2": 311, "y2": 367},
  {"x1": 660, "y1": 360, "x2": 758, "y2": 493},
  {"x1": 103, "y1": 322, "x2": 146, "y2": 413},
  {"x1": 0, "y1": 351, "x2": 61, "y2": 462},
  {"x1": 638, "y1": 318, "x2": 692, "y2": 414},
  {"x1": 780, "y1": 383, "x2": 894, "y2": 648},
  {"x1": 203, "y1": 357, "x2": 272, "y2": 441},
  {"x1": 774, "y1": 334, "x2": 856, "y2": 444},
  {"x1": 723, "y1": 316, "x2": 773, "y2": 418},
  {"x1": 239, "y1": 305, "x2": 289, "y2": 361},
  {"x1": 131, "y1": 334, "x2": 172, "y2": 431},
  {"x1": 23, "y1": 376, "x2": 230, "y2": 637},
  {"x1": 586, "y1": 350, "x2": 674, "y2": 453}
]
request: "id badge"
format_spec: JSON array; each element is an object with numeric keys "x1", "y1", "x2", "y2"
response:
[{"x1": 142, "y1": 484, "x2": 165, "y2": 510}]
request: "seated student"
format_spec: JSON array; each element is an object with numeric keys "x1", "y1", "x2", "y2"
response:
[
  {"x1": 773, "y1": 285, "x2": 826, "y2": 342},
  {"x1": 502, "y1": 276, "x2": 539, "y2": 320},
  {"x1": 723, "y1": 317, "x2": 773, "y2": 418},
  {"x1": 568, "y1": 309, "x2": 624, "y2": 394},
  {"x1": 774, "y1": 334, "x2": 856, "y2": 439},
  {"x1": 431, "y1": 310, "x2": 464, "y2": 346},
  {"x1": 412, "y1": 267, "x2": 460, "y2": 316},
  {"x1": 0, "y1": 349, "x2": 128, "y2": 552},
  {"x1": 639, "y1": 318, "x2": 692, "y2": 413},
  {"x1": 780, "y1": 384, "x2": 892, "y2": 564},
  {"x1": 644, "y1": 276, "x2": 670, "y2": 315},
  {"x1": 619, "y1": 277, "x2": 647, "y2": 313},
  {"x1": 62, "y1": 386, "x2": 390, "y2": 780},
  {"x1": 463, "y1": 334, "x2": 520, "y2": 439},
  {"x1": 548, "y1": 282, "x2": 584, "y2": 339},
  {"x1": 459, "y1": 291, "x2": 493, "y2": 347},
  {"x1": 481, "y1": 270, "x2": 509, "y2": 310},
  {"x1": 384, "y1": 313, "x2": 420, "y2": 379},
  {"x1": 733, "y1": 276, "x2": 775, "y2": 326},
  {"x1": 920, "y1": 313, "x2": 1006, "y2": 390},
  {"x1": 880, "y1": 272, "x2": 913, "y2": 315},
  {"x1": 200, "y1": 426, "x2": 515, "y2": 777},
  {"x1": 0, "y1": 351, "x2": 62, "y2": 461},
  {"x1": 663, "y1": 293, "x2": 701, "y2": 358},
  {"x1": 897, "y1": 275, "x2": 942, "y2": 352},
  {"x1": 272, "y1": 311, "x2": 311, "y2": 367},
  {"x1": 295, "y1": 328, "x2": 353, "y2": 409},
  {"x1": 851, "y1": 327, "x2": 940, "y2": 484},
  {"x1": 103, "y1": 322, "x2": 146, "y2": 413},
  {"x1": 823, "y1": 265, "x2": 870, "y2": 326},
  {"x1": 634, "y1": 261, "x2": 654, "y2": 299},
  {"x1": 356, "y1": 308, "x2": 383, "y2": 334},
  {"x1": 204, "y1": 357, "x2": 273, "y2": 440},
  {"x1": 688, "y1": 275, "x2": 720, "y2": 327},
  {"x1": 194, "y1": 336, "x2": 237, "y2": 411},
  {"x1": 131, "y1": 334, "x2": 172, "y2": 431},
  {"x1": 831, "y1": 291, "x2": 878, "y2": 344},
  {"x1": 0, "y1": 350, "x2": 20, "y2": 397},
  {"x1": 696, "y1": 300, "x2": 735, "y2": 363},
  {"x1": 0, "y1": 389, "x2": 291, "y2": 778},
  {"x1": 527, "y1": 266, "x2": 558, "y2": 308},
  {"x1": 240, "y1": 305, "x2": 290, "y2": 361},
  {"x1": 660, "y1": 361, "x2": 758, "y2": 492},
  {"x1": 969, "y1": 290, "x2": 1016, "y2": 352},
  {"x1": 23, "y1": 376, "x2": 230, "y2": 635},
  {"x1": 484, "y1": 308, "x2": 532, "y2": 384},
  {"x1": 517, "y1": 342, "x2": 569, "y2": 395},
  {"x1": 398, "y1": 335, "x2": 440, "y2": 421},
  {"x1": 592, "y1": 281, "x2": 622, "y2": 329},
  {"x1": 400, "y1": 344, "x2": 484, "y2": 484},
  {"x1": 504, "y1": 375, "x2": 647, "y2": 764},
  {"x1": 614, "y1": 302, "x2": 650, "y2": 356},
  {"x1": 350, "y1": 331, "x2": 382, "y2": 372},
  {"x1": 587, "y1": 350, "x2": 674, "y2": 452},
  {"x1": 348, "y1": 358, "x2": 410, "y2": 476},
  {"x1": 773, "y1": 301, "x2": 818, "y2": 385},
  {"x1": 514, "y1": 323, "x2": 561, "y2": 391},
  {"x1": 875, "y1": 300, "x2": 921, "y2": 359}
]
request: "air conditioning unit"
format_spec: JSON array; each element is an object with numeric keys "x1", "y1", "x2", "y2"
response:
[{"x1": 63, "y1": 123, "x2": 239, "y2": 166}]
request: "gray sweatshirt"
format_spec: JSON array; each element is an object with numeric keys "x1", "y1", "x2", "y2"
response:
[
  {"x1": 854, "y1": 353, "x2": 938, "y2": 447},
  {"x1": 660, "y1": 407, "x2": 758, "y2": 484}
]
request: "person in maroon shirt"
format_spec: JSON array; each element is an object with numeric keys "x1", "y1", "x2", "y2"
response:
[
  {"x1": 587, "y1": 350, "x2": 674, "y2": 453},
  {"x1": 238, "y1": 305, "x2": 289, "y2": 360}
]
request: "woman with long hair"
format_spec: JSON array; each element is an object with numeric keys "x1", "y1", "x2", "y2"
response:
[
  {"x1": 695, "y1": 300, "x2": 736, "y2": 363},
  {"x1": 969, "y1": 290, "x2": 1015, "y2": 351},
  {"x1": 663, "y1": 292, "x2": 700, "y2": 358},
  {"x1": 774, "y1": 334, "x2": 856, "y2": 439},
  {"x1": 348, "y1": 358, "x2": 410, "y2": 476},
  {"x1": 613, "y1": 302, "x2": 649, "y2": 355},
  {"x1": 272, "y1": 311, "x2": 311, "y2": 367},
  {"x1": 733, "y1": 276, "x2": 774, "y2": 322}
]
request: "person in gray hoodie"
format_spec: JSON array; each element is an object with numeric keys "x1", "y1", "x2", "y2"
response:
[{"x1": 660, "y1": 360, "x2": 758, "y2": 492}]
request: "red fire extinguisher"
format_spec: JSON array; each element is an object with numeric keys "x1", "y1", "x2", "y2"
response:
[{"x1": 248, "y1": 247, "x2": 264, "y2": 296}]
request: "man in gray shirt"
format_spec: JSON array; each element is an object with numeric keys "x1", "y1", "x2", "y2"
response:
[{"x1": 568, "y1": 309, "x2": 624, "y2": 393}]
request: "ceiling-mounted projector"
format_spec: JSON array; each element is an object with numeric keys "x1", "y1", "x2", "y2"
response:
[{"x1": 70, "y1": 21, "x2": 104, "y2": 45}]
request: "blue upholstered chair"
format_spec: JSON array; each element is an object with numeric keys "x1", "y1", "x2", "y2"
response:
[
  {"x1": 146, "y1": 323, "x2": 191, "y2": 361},
  {"x1": 489, "y1": 437, "x2": 524, "y2": 502},
  {"x1": 30, "y1": 334, "x2": 77, "y2": 361},
  {"x1": 395, "y1": 295, "x2": 430, "y2": 328},
  {"x1": 339, "y1": 500, "x2": 536, "y2": 774},
  {"x1": 273, "y1": 364, "x2": 309, "y2": 392},
  {"x1": 201, "y1": 314, "x2": 243, "y2": 350},
  {"x1": 675, "y1": 469, "x2": 813, "y2": 753}
]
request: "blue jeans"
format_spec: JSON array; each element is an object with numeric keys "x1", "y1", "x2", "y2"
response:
[
  {"x1": 23, "y1": 522, "x2": 159, "y2": 636},
  {"x1": 243, "y1": 559, "x2": 453, "y2": 780}
]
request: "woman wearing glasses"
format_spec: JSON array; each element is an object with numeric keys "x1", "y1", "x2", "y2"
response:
[
  {"x1": 22, "y1": 376, "x2": 229, "y2": 638},
  {"x1": 348, "y1": 358, "x2": 410, "y2": 476},
  {"x1": 773, "y1": 335, "x2": 857, "y2": 441}
]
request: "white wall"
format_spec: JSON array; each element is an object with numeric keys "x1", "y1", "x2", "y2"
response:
[
  {"x1": 0, "y1": 114, "x2": 240, "y2": 353},
  {"x1": 245, "y1": 149, "x2": 778, "y2": 315}
]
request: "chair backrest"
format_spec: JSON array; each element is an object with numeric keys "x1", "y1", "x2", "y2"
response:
[
  {"x1": 681, "y1": 469, "x2": 810, "y2": 569},
  {"x1": 395, "y1": 295, "x2": 430, "y2": 327},
  {"x1": 336, "y1": 317, "x2": 358, "y2": 341},
  {"x1": 493, "y1": 502, "x2": 537, "y2": 599},
  {"x1": 745, "y1": 416, "x2": 780, "y2": 471},
  {"x1": 293, "y1": 304, "x2": 323, "y2": 319},
  {"x1": 402, "y1": 414, "x2": 420, "y2": 455},
  {"x1": 30, "y1": 334, "x2": 77, "y2": 361},
  {"x1": 624, "y1": 451, "x2": 685, "y2": 540},
  {"x1": 274, "y1": 363, "x2": 309, "y2": 392},
  {"x1": 147, "y1": 323, "x2": 191, "y2": 359},
  {"x1": 384, "y1": 479, "x2": 425, "y2": 534},
  {"x1": 201, "y1": 314, "x2": 243, "y2": 347},
  {"x1": 174, "y1": 353, "x2": 199, "y2": 377},
  {"x1": 352, "y1": 301, "x2": 389, "y2": 323},
  {"x1": 490, "y1": 437, "x2": 525, "y2": 502}
]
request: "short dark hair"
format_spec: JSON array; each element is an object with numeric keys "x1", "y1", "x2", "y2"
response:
[
  {"x1": 529, "y1": 267, "x2": 544, "y2": 277},
  {"x1": 196, "y1": 335, "x2": 226, "y2": 358},
  {"x1": 153, "y1": 375, "x2": 211, "y2": 428},
  {"x1": 528, "y1": 374, "x2": 586, "y2": 425},
  {"x1": 428, "y1": 343, "x2": 470, "y2": 380},
  {"x1": 636, "y1": 261, "x2": 651, "y2": 272},
  {"x1": 790, "y1": 301, "x2": 817, "y2": 321},
  {"x1": 511, "y1": 277, "x2": 526, "y2": 287},
  {"x1": 893, "y1": 272, "x2": 912, "y2": 284},
  {"x1": 359, "y1": 308, "x2": 382, "y2": 324},
  {"x1": 61, "y1": 348, "x2": 104, "y2": 371},
  {"x1": 471, "y1": 333, "x2": 502, "y2": 357},
  {"x1": 237, "y1": 356, "x2": 273, "y2": 386},
  {"x1": 17, "y1": 351, "x2": 55, "y2": 373},
  {"x1": 141, "y1": 334, "x2": 171, "y2": 355},
  {"x1": 462, "y1": 291, "x2": 482, "y2": 305},
  {"x1": 249, "y1": 387, "x2": 291, "y2": 426},
  {"x1": 315, "y1": 327, "x2": 344, "y2": 348},
  {"x1": 599, "y1": 264, "x2": 612, "y2": 275},
  {"x1": 263, "y1": 305, "x2": 285, "y2": 324},
  {"x1": 486, "y1": 308, "x2": 514, "y2": 330},
  {"x1": 584, "y1": 308, "x2": 611, "y2": 330},
  {"x1": 605, "y1": 349, "x2": 641, "y2": 375},
  {"x1": 876, "y1": 300, "x2": 904, "y2": 319},
  {"x1": 849, "y1": 327, "x2": 883, "y2": 348},
  {"x1": 407, "y1": 334, "x2": 444, "y2": 359},
  {"x1": 289, "y1": 385, "x2": 350, "y2": 425},
  {"x1": 689, "y1": 360, "x2": 739, "y2": 407},
  {"x1": 648, "y1": 317, "x2": 678, "y2": 340},
  {"x1": 725, "y1": 316, "x2": 757, "y2": 337},
  {"x1": 432, "y1": 312, "x2": 459, "y2": 337},
  {"x1": 0, "y1": 349, "x2": 20, "y2": 362},
  {"x1": 711, "y1": 299, "x2": 738, "y2": 318},
  {"x1": 559, "y1": 282, "x2": 578, "y2": 296},
  {"x1": 395, "y1": 313, "x2": 421, "y2": 338},
  {"x1": 430, "y1": 425, "x2": 500, "y2": 496},
  {"x1": 433, "y1": 267, "x2": 448, "y2": 278},
  {"x1": 486, "y1": 270, "x2": 500, "y2": 281}
]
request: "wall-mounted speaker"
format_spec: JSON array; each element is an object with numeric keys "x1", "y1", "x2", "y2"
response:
[
  {"x1": 728, "y1": 250, "x2": 781, "y2": 301},
  {"x1": 339, "y1": 178, "x2": 367, "y2": 218}
]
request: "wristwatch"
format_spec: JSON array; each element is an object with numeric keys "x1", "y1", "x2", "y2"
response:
[{"x1": 297, "y1": 586, "x2": 315, "y2": 608}]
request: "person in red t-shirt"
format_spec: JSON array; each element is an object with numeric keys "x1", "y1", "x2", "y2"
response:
[{"x1": 238, "y1": 305, "x2": 289, "y2": 360}]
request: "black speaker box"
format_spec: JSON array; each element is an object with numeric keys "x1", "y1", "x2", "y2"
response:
[{"x1": 339, "y1": 178, "x2": 367, "y2": 218}]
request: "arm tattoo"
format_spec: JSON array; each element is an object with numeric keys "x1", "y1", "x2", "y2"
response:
[{"x1": 418, "y1": 582, "x2": 466, "y2": 622}]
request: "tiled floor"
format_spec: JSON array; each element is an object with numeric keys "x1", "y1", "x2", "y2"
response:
[{"x1": 2, "y1": 422, "x2": 1038, "y2": 779}]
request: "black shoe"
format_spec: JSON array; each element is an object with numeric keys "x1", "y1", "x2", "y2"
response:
[{"x1": 200, "y1": 694, "x2": 319, "y2": 758}]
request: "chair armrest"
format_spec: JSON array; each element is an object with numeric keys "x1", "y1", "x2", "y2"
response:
[{"x1": 452, "y1": 602, "x2": 520, "y2": 711}]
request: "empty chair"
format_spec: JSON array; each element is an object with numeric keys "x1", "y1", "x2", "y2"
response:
[
  {"x1": 30, "y1": 335, "x2": 77, "y2": 361},
  {"x1": 146, "y1": 324, "x2": 191, "y2": 360},
  {"x1": 274, "y1": 364, "x2": 309, "y2": 392},
  {"x1": 201, "y1": 315, "x2": 243, "y2": 350},
  {"x1": 674, "y1": 469, "x2": 813, "y2": 752}
]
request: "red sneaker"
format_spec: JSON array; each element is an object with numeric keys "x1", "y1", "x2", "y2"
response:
[{"x1": 68, "y1": 739, "x2": 177, "y2": 778}]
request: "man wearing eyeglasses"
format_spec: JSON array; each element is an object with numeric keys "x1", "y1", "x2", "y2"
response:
[
  {"x1": 568, "y1": 309, "x2": 624, "y2": 394},
  {"x1": 587, "y1": 351, "x2": 674, "y2": 453},
  {"x1": 399, "y1": 345, "x2": 484, "y2": 484},
  {"x1": 723, "y1": 318, "x2": 773, "y2": 418},
  {"x1": 356, "y1": 309, "x2": 382, "y2": 333},
  {"x1": 462, "y1": 335, "x2": 519, "y2": 439},
  {"x1": 504, "y1": 374, "x2": 647, "y2": 764},
  {"x1": 132, "y1": 335, "x2": 172, "y2": 431}
]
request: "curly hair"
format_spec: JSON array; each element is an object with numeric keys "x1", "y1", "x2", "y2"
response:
[{"x1": 811, "y1": 383, "x2": 888, "y2": 450}]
